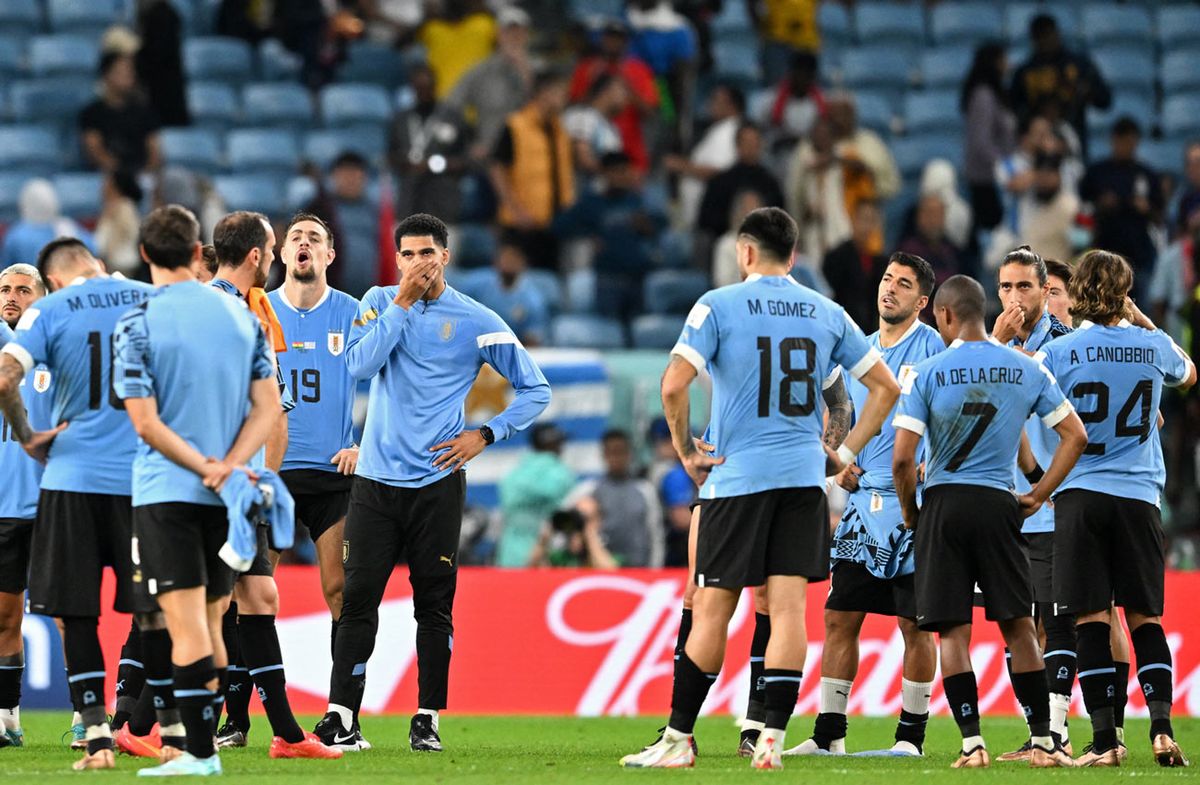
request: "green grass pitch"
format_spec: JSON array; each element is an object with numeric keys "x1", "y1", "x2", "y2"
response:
[{"x1": 2, "y1": 712, "x2": 1195, "y2": 783}]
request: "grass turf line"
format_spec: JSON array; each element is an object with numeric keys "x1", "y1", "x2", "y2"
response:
[{"x1": 1, "y1": 712, "x2": 1195, "y2": 783}]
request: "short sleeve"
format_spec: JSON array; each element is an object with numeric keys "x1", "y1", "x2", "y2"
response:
[
  {"x1": 671, "y1": 294, "x2": 718, "y2": 372},
  {"x1": 112, "y1": 306, "x2": 155, "y2": 400},
  {"x1": 832, "y1": 309, "x2": 882, "y2": 381},
  {"x1": 2, "y1": 302, "x2": 52, "y2": 373},
  {"x1": 892, "y1": 364, "x2": 929, "y2": 436},
  {"x1": 1154, "y1": 331, "x2": 1192, "y2": 387},
  {"x1": 1033, "y1": 361, "x2": 1072, "y2": 427}
]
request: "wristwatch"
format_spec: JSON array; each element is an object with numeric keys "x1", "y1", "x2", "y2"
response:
[{"x1": 479, "y1": 425, "x2": 495, "y2": 445}]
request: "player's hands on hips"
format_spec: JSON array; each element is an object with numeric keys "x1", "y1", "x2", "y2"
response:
[
  {"x1": 1017, "y1": 492, "x2": 1044, "y2": 518},
  {"x1": 396, "y1": 256, "x2": 442, "y2": 307},
  {"x1": 836, "y1": 462, "x2": 863, "y2": 492},
  {"x1": 201, "y1": 458, "x2": 235, "y2": 492},
  {"x1": 430, "y1": 430, "x2": 487, "y2": 472},
  {"x1": 331, "y1": 446, "x2": 358, "y2": 476},
  {"x1": 22, "y1": 421, "x2": 67, "y2": 464},
  {"x1": 991, "y1": 303, "x2": 1024, "y2": 344},
  {"x1": 682, "y1": 447, "x2": 724, "y2": 488}
]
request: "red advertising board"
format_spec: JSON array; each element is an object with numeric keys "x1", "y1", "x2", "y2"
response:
[{"x1": 93, "y1": 568, "x2": 1200, "y2": 717}]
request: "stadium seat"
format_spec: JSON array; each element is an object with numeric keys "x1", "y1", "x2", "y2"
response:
[
  {"x1": 642, "y1": 269, "x2": 709, "y2": 315},
  {"x1": 1160, "y1": 51, "x2": 1200, "y2": 96},
  {"x1": 0, "y1": 172, "x2": 27, "y2": 222},
  {"x1": 453, "y1": 222, "x2": 498, "y2": 269},
  {"x1": 447, "y1": 267, "x2": 493, "y2": 300},
  {"x1": 338, "y1": 42, "x2": 407, "y2": 88},
  {"x1": 522, "y1": 269, "x2": 562, "y2": 313},
  {"x1": 226, "y1": 128, "x2": 300, "y2": 175},
  {"x1": 567, "y1": 0, "x2": 623, "y2": 22},
  {"x1": 1139, "y1": 139, "x2": 1184, "y2": 180},
  {"x1": 159, "y1": 127, "x2": 224, "y2": 174},
  {"x1": 302, "y1": 126, "x2": 386, "y2": 170},
  {"x1": 711, "y1": 1, "x2": 753, "y2": 35},
  {"x1": 903, "y1": 90, "x2": 962, "y2": 134},
  {"x1": 0, "y1": 0, "x2": 43, "y2": 37},
  {"x1": 0, "y1": 125, "x2": 62, "y2": 175},
  {"x1": 919, "y1": 46, "x2": 973, "y2": 89},
  {"x1": 1005, "y1": 4, "x2": 1077, "y2": 44},
  {"x1": 890, "y1": 134, "x2": 961, "y2": 179},
  {"x1": 1161, "y1": 95, "x2": 1200, "y2": 139},
  {"x1": 47, "y1": 0, "x2": 125, "y2": 35},
  {"x1": 818, "y1": 2, "x2": 852, "y2": 46},
  {"x1": 1081, "y1": 5, "x2": 1152, "y2": 48},
  {"x1": 631, "y1": 313, "x2": 686, "y2": 350},
  {"x1": 839, "y1": 47, "x2": 913, "y2": 97},
  {"x1": 257, "y1": 38, "x2": 302, "y2": 81},
  {"x1": 29, "y1": 35, "x2": 99, "y2": 77},
  {"x1": 853, "y1": 90, "x2": 895, "y2": 135},
  {"x1": 285, "y1": 175, "x2": 317, "y2": 213},
  {"x1": 1091, "y1": 48, "x2": 1156, "y2": 94},
  {"x1": 854, "y1": 3, "x2": 925, "y2": 50},
  {"x1": 550, "y1": 314, "x2": 625, "y2": 349},
  {"x1": 52, "y1": 171, "x2": 103, "y2": 219},
  {"x1": 186, "y1": 81, "x2": 240, "y2": 130},
  {"x1": 184, "y1": 37, "x2": 254, "y2": 84},
  {"x1": 213, "y1": 174, "x2": 285, "y2": 214},
  {"x1": 929, "y1": 3, "x2": 1002, "y2": 46},
  {"x1": 10, "y1": 79, "x2": 96, "y2": 126},
  {"x1": 1158, "y1": 6, "x2": 1200, "y2": 55},
  {"x1": 242, "y1": 82, "x2": 314, "y2": 127},
  {"x1": 0, "y1": 35, "x2": 25, "y2": 76},
  {"x1": 320, "y1": 83, "x2": 392, "y2": 128},
  {"x1": 711, "y1": 34, "x2": 761, "y2": 81},
  {"x1": 1086, "y1": 93, "x2": 1155, "y2": 136}
]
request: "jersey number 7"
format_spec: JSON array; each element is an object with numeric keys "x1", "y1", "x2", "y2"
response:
[{"x1": 947, "y1": 401, "x2": 997, "y2": 472}]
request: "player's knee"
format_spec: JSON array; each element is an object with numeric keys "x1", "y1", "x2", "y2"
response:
[
  {"x1": 0, "y1": 599, "x2": 21, "y2": 639},
  {"x1": 134, "y1": 611, "x2": 167, "y2": 631},
  {"x1": 410, "y1": 574, "x2": 455, "y2": 628},
  {"x1": 823, "y1": 610, "x2": 861, "y2": 638}
]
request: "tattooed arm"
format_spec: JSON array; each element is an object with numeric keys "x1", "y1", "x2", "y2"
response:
[
  {"x1": 0, "y1": 353, "x2": 29, "y2": 444},
  {"x1": 821, "y1": 370, "x2": 853, "y2": 449}
]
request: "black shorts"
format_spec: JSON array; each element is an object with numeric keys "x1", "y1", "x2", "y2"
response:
[
  {"x1": 696, "y1": 487, "x2": 829, "y2": 589},
  {"x1": 282, "y1": 469, "x2": 351, "y2": 543},
  {"x1": 27, "y1": 490, "x2": 153, "y2": 616},
  {"x1": 1053, "y1": 489, "x2": 1165, "y2": 616},
  {"x1": 826, "y1": 560, "x2": 917, "y2": 618},
  {"x1": 0, "y1": 518, "x2": 33, "y2": 594},
  {"x1": 344, "y1": 473, "x2": 465, "y2": 579},
  {"x1": 914, "y1": 485, "x2": 1032, "y2": 632},
  {"x1": 133, "y1": 503, "x2": 237, "y2": 599},
  {"x1": 239, "y1": 525, "x2": 275, "y2": 578},
  {"x1": 1024, "y1": 531, "x2": 1054, "y2": 605}
]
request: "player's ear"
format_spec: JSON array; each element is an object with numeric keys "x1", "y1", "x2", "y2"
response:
[
  {"x1": 138, "y1": 244, "x2": 152, "y2": 265},
  {"x1": 917, "y1": 295, "x2": 929, "y2": 312},
  {"x1": 440, "y1": 246, "x2": 451, "y2": 267},
  {"x1": 326, "y1": 247, "x2": 335, "y2": 265}
]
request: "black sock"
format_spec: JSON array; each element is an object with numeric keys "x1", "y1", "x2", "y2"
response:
[
  {"x1": 1040, "y1": 604, "x2": 1077, "y2": 698},
  {"x1": 667, "y1": 652, "x2": 717, "y2": 735},
  {"x1": 239, "y1": 614, "x2": 304, "y2": 743},
  {"x1": 1010, "y1": 668, "x2": 1051, "y2": 739},
  {"x1": 128, "y1": 684, "x2": 157, "y2": 737},
  {"x1": 132, "y1": 628, "x2": 176, "y2": 737},
  {"x1": 674, "y1": 607, "x2": 692, "y2": 659},
  {"x1": 62, "y1": 616, "x2": 112, "y2": 754},
  {"x1": 942, "y1": 671, "x2": 981, "y2": 739},
  {"x1": 762, "y1": 668, "x2": 801, "y2": 732},
  {"x1": 222, "y1": 606, "x2": 251, "y2": 732},
  {"x1": 174, "y1": 656, "x2": 216, "y2": 759},
  {"x1": 745, "y1": 613, "x2": 770, "y2": 724},
  {"x1": 1112, "y1": 660, "x2": 1129, "y2": 730},
  {"x1": 1131, "y1": 623, "x2": 1174, "y2": 739},
  {"x1": 0, "y1": 653, "x2": 23, "y2": 710},
  {"x1": 112, "y1": 621, "x2": 143, "y2": 730},
  {"x1": 895, "y1": 710, "x2": 928, "y2": 748},
  {"x1": 212, "y1": 667, "x2": 227, "y2": 735},
  {"x1": 1076, "y1": 621, "x2": 1117, "y2": 752}
]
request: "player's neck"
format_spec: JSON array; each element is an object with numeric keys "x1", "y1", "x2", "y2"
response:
[
  {"x1": 150, "y1": 266, "x2": 195, "y2": 287},
  {"x1": 955, "y1": 324, "x2": 989, "y2": 342},
  {"x1": 215, "y1": 266, "x2": 253, "y2": 297},
  {"x1": 285, "y1": 276, "x2": 327, "y2": 310},
  {"x1": 877, "y1": 316, "x2": 917, "y2": 348}
]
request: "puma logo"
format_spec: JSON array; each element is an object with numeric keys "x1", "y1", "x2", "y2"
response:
[{"x1": 439, "y1": 553, "x2": 455, "y2": 567}]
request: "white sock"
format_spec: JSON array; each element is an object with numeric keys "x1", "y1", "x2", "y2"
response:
[
  {"x1": 160, "y1": 722, "x2": 185, "y2": 739},
  {"x1": 901, "y1": 678, "x2": 933, "y2": 715},
  {"x1": 328, "y1": 703, "x2": 353, "y2": 730},
  {"x1": 762, "y1": 728, "x2": 786, "y2": 750},
  {"x1": 85, "y1": 722, "x2": 112, "y2": 741},
  {"x1": 820, "y1": 677, "x2": 853, "y2": 715},
  {"x1": 1031, "y1": 734, "x2": 1054, "y2": 751},
  {"x1": 741, "y1": 719, "x2": 765, "y2": 733},
  {"x1": 1116, "y1": 727, "x2": 1125, "y2": 745},
  {"x1": 1049, "y1": 693, "x2": 1070, "y2": 743},
  {"x1": 72, "y1": 711, "x2": 82, "y2": 726},
  {"x1": 0, "y1": 707, "x2": 18, "y2": 730},
  {"x1": 418, "y1": 707, "x2": 439, "y2": 733},
  {"x1": 962, "y1": 735, "x2": 985, "y2": 753},
  {"x1": 664, "y1": 725, "x2": 690, "y2": 740}
]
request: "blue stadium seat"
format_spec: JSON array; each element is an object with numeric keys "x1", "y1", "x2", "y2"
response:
[
  {"x1": 1092, "y1": 48, "x2": 1156, "y2": 93},
  {"x1": 929, "y1": 3, "x2": 1002, "y2": 46},
  {"x1": 853, "y1": 90, "x2": 895, "y2": 135},
  {"x1": 302, "y1": 126, "x2": 385, "y2": 170},
  {"x1": 184, "y1": 37, "x2": 254, "y2": 84},
  {"x1": 0, "y1": 125, "x2": 61, "y2": 175},
  {"x1": 1081, "y1": 5, "x2": 1152, "y2": 48},
  {"x1": 1139, "y1": 139, "x2": 1185, "y2": 180},
  {"x1": 890, "y1": 134, "x2": 962, "y2": 178},
  {"x1": 447, "y1": 267, "x2": 493, "y2": 300},
  {"x1": 10, "y1": 79, "x2": 95, "y2": 126},
  {"x1": 1005, "y1": 4, "x2": 1076, "y2": 44},
  {"x1": 903, "y1": 90, "x2": 961, "y2": 134},
  {"x1": 167, "y1": 0, "x2": 200, "y2": 35},
  {"x1": 242, "y1": 82, "x2": 313, "y2": 127},
  {"x1": 285, "y1": 175, "x2": 317, "y2": 213},
  {"x1": 257, "y1": 38, "x2": 301, "y2": 81},
  {"x1": 52, "y1": 171, "x2": 103, "y2": 219},
  {"x1": 1086, "y1": 93, "x2": 1155, "y2": 135},
  {"x1": 839, "y1": 47, "x2": 913, "y2": 94},
  {"x1": 0, "y1": 0, "x2": 43, "y2": 37},
  {"x1": 712, "y1": 34, "x2": 761, "y2": 81},
  {"x1": 1161, "y1": 52, "x2": 1200, "y2": 96},
  {"x1": 338, "y1": 42, "x2": 407, "y2": 88},
  {"x1": 854, "y1": 3, "x2": 925, "y2": 50},
  {"x1": 213, "y1": 174, "x2": 285, "y2": 213},
  {"x1": 550, "y1": 314, "x2": 625, "y2": 349},
  {"x1": 1158, "y1": 6, "x2": 1200, "y2": 55},
  {"x1": 642, "y1": 269, "x2": 709, "y2": 315},
  {"x1": 453, "y1": 222, "x2": 498, "y2": 269},
  {"x1": 159, "y1": 127, "x2": 224, "y2": 174},
  {"x1": 1161, "y1": 95, "x2": 1200, "y2": 139},
  {"x1": 631, "y1": 313, "x2": 686, "y2": 350},
  {"x1": 320, "y1": 83, "x2": 392, "y2": 128},
  {"x1": 567, "y1": 0, "x2": 623, "y2": 22},
  {"x1": 711, "y1": 1, "x2": 753, "y2": 35},
  {"x1": 919, "y1": 46, "x2": 973, "y2": 89},
  {"x1": 818, "y1": 2, "x2": 852, "y2": 45},
  {"x1": 0, "y1": 173, "x2": 27, "y2": 223},
  {"x1": 0, "y1": 35, "x2": 25, "y2": 76},
  {"x1": 47, "y1": 0, "x2": 125, "y2": 35},
  {"x1": 186, "y1": 81, "x2": 240, "y2": 129},
  {"x1": 29, "y1": 35, "x2": 98, "y2": 77},
  {"x1": 525, "y1": 269, "x2": 564, "y2": 313},
  {"x1": 226, "y1": 128, "x2": 299, "y2": 175}
]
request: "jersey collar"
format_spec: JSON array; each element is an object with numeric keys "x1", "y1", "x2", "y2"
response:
[
  {"x1": 949, "y1": 336, "x2": 1003, "y2": 349},
  {"x1": 879, "y1": 317, "x2": 925, "y2": 351},
  {"x1": 1078, "y1": 319, "x2": 1131, "y2": 330},
  {"x1": 274, "y1": 285, "x2": 331, "y2": 314}
]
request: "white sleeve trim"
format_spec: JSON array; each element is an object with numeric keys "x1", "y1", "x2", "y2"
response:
[
  {"x1": 671, "y1": 342, "x2": 706, "y2": 373},
  {"x1": 1041, "y1": 399, "x2": 1074, "y2": 428},
  {"x1": 1, "y1": 342, "x2": 33, "y2": 374},
  {"x1": 821, "y1": 365, "x2": 842, "y2": 390},
  {"x1": 892, "y1": 414, "x2": 926, "y2": 436},
  {"x1": 1164, "y1": 341, "x2": 1193, "y2": 388},
  {"x1": 848, "y1": 346, "x2": 884, "y2": 380},
  {"x1": 476, "y1": 331, "x2": 522, "y2": 349}
]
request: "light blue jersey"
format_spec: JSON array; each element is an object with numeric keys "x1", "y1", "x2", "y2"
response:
[
  {"x1": 894, "y1": 338, "x2": 1072, "y2": 492},
  {"x1": 0, "y1": 321, "x2": 12, "y2": 345},
  {"x1": 113, "y1": 281, "x2": 275, "y2": 507},
  {"x1": 349, "y1": 284, "x2": 551, "y2": 488},
  {"x1": 1037, "y1": 320, "x2": 1191, "y2": 506},
  {"x1": 1, "y1": 276, "x2": 153, "y2": 494},
  {"x1": 268, "y1": 286, "x2": 359, "y2": 472},
  {"x1": 672, "y1": 273, "x2": 879, "y2": 500},
  {"x1": 832, "y1": 320, "x2": 944, "y2": 578},
  {"x1": 0, "y1": 351, "x2": 53, "y2": 520}
]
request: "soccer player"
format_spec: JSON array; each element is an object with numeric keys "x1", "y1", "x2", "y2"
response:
[
  {"x1": 1043, "y1": 258, "x2": 1073, "y2": 327},
  {"x1": 788, "y1": 252, "x2": 943, "y2": 758},
  {"x1": 620, "y1": 207, "x2": 901, "y2": 770},
  {"x1": 1036, "y1": 250, "x2": 1196, "y2": 767},
  {"x1": 892, "y1": 275, "x2": 1087, "y2": 769},
  {"x1": 112, "y1": 204, "x2": 284, "y2": 776},
  {"x1": 315, "y1": 213, "x2": 550, "y2": 752},
  {"x1": 267, "y1": 213, "x2": 360, "y2": 731},
  {"x1": 0, "y1": 264, "x2": 51, "y2": 749},
  {"x1": 0, "y1": 239, "x2": 155, "y2": 769}
]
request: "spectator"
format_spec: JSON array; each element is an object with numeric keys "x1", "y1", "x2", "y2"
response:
[
  {"x1": 569, "y1": 20, "x2": 660, "y2": 172},
  {"x1": 1011, "y1": 13, "x2": 1111, "y2": 160},
  {"x1": 418, "y1": 0, "x2": 498, "y2": 98},
  {"x1": 274, "y1": 0, "x2": 360, "y2": 89},
  {"x1": 1080, "y1": 116, "x2": 1163, "y2": 301},
  {"x1": 822, "y1": 199, "x2": 886, "y2": 330},
  {"x1": 896, "y1": 193, "x2": 965, "y2": 285},
  {"x1": 697, "y1": 123, "x2": 784, "y2": 238},
  {"x1": 565, "y1": 429, "x2": 664, "y2": 568},
  {"x1": 79, "y1": 51, "x2": 162, "y2": 174},
  {"x1": 712, "y1": 189, "x2": 767, "y2": 288},
  {"x1": 918, "y1": 160, "x2": 973, "y2": 250},
  {"x1": 358, "y1": 0, "x2": 425, "y2": 44},
  {"x1": 1043, "y1": 257, "x2": 1073, "y2": 327},
  {"x1": 646, "y1": 418, "x2": 695, "y2": 567},
  {"x1": 314, "y1": 151, "x2": 379, "y2": 297},
  {"x1": 445, "y1": 5, "x2": 535, "y2": 160},
  {"x1": 1015, "y1": 134, "x2": 1080, "y2": 264},
  {"x1": 1150, "y1": 207, "x2": 1200, "y2": 344},
  {"x1": 135, "y1": 0, "x2": 189, "y2": 127},
  {"x1": 962, "y1": 42, "x2": 1016, "y2": 231},
  {"x1": 828, "y1": 92, "x2": 900, "y2": 204},
  {"x1": 94, "y1": 170, "x2": 144, "y2": 278},
  {"x1": 388, "y1": 62, "x2": 469, "y2": 226},
  {"x1": 555, "y1": 152, "x2": 666, "y2": 321},
  {"x1": 627, "y1": 0, "x2": 697, "y2": 142},
  {"x1": 757, "y1": 50, "x2": 825, "y2": 143},
  {"x1": 562, "y1": 74, "x2": 628, "y2": 180},
  {"x1": 665, "y1": 82, "x2": 744, "y2": 229},
  {"x1": 748, "y1": 0, "x2": 820, "y2": 83},
  {"x1": 497, "y1": 422, "x2": 577, "y2": 568},
  {"x1": 788, "y1": 117, "x2": 851, "y2": 262},
  {"x1": 994, "y1": 115, "x2": 1053, "y2": 236},
  {"x1": 470, "y1": 237, "x2": 550, "y2": 346},
  {"x1": 490, "y1": 69, "x2": 576, "y2": 269},
  {"x1": 528, "y1": 504, "x2": 618, "y2": 568},
  {"x1": 0, "y1": 180, "x2": 95, "y2": 267},
  {"x1": 1174, "y1": 141, "x2": 1200, "y2": 234}
]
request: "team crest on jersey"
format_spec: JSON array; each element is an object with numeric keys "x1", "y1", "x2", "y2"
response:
[
  {"x1": 33, "y1": 369, "x2": 51, "y2": 393},
  {"x1": 439, "y1": 320, "x2": 456, "y2": 341},
  {"x1": 328, "y1": 331, "x2": 344, "y2": 356}
]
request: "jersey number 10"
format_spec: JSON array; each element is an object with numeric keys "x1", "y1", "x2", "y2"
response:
[{"x1": 87, "y1": 331, "x2": 123, "y2": 410}]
